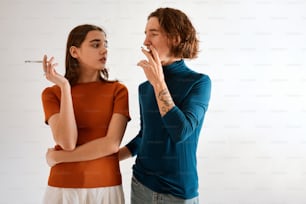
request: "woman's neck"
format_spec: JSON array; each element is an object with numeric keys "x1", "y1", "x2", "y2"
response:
[{"x1": 77, "y1": 70, "x2": 100, "y2": 83}]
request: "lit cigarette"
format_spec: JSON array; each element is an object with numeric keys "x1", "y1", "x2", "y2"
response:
[
  {"x1": 25, "y1": 60, "x2": 43, "y2": 63},
  {"x1": 141, "y1": 46, "x2": 151, "y2": 52}
]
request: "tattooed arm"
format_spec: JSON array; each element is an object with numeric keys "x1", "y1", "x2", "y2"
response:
[
  {"x1": 153, "y1": 85, "x2": 174, "y2": 116},
  {"x1": 137, "y1": 46, "x2": 176, "y2": 116}
]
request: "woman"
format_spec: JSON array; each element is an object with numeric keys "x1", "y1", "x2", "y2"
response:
[{"x1": 41, "y1": 24, "x2": 130, "y2": 204}]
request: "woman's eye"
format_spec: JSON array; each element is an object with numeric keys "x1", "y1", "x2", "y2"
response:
[
  {"x1": 91, "y1": 43, "x2": 100, "y2": 48},
  {"x1": 104, "y1": 41, "x2": 108, "y2": 48}
]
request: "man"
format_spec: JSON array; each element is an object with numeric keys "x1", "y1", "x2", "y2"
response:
[{"x1": 119, "y1": 7, "x2": 212, "y2": 204}]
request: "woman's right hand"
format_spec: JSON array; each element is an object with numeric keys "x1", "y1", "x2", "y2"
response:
[{"x1": 43, "y1": 55, "x2": 69, "y2": 88}]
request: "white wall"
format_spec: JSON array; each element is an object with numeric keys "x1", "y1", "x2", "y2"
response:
[{"x1": 0, "y1": 0, "x2": 305, "y2": 203}]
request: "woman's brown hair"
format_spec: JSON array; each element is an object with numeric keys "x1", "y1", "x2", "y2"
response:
[
  {"x1": 65, "y1": 24, "x2": 110, "y2": 86},
  {"x1": 148, "y1": 7, "x2": 199, "y2": 59}
]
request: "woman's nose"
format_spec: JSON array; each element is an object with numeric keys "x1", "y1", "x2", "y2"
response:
[{"x1": 100, "y1": 49, "x2": 107, "y2": 55}]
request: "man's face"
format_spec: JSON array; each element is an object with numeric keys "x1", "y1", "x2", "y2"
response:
[{"x1": 143, "y1": 17, "x2": 173, "y2": 65}]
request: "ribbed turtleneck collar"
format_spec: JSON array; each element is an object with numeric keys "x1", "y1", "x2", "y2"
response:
[{"x1": 162, "y1": 59, "x2": 186, "y2": 76}]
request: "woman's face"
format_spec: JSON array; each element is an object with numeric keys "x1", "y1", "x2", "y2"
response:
[
  {"x1": 72, "y1": 30, "x2": 108, "y2": 72},
  {"x1": 143, "y1": 17, "x2": 175, "y2": 66}
]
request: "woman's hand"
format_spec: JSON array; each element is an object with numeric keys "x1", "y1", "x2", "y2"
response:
[
  {"x1": 43, "y1": 55, "x2": 69, "y2": 88},
  {"x1": 46, "y1": 148, "x2": 58, "y2": 167},
  {"x1": 137, "y1": 46, "x2": 165, "y2": 87}
]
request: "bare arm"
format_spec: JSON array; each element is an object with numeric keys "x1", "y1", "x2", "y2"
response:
[
  {"x1": 43, "y1": 55, "x2": 77, "y2": 150},
  {"x1": 46, "y1": 113, "x2": 128, "y2": 166}
]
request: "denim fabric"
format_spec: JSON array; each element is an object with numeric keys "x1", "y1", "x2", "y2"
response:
[{"x1": 131, "y1": 176, "x2": 199, "y2": 204}]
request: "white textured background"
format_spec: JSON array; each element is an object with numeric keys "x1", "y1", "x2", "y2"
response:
[{"x1": 0, "y1": 0, "x2": 306, "y2": 203}]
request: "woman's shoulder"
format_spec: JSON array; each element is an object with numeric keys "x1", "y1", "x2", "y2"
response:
[
  {"x1": 104, "y1": 80, "x2": 127, "y2": 88},
  {"x1": 42, "y1": 85, "x2": 60, "y2": 95}
]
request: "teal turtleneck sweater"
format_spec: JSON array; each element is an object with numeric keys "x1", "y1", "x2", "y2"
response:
[{"x1": 126, "y1": 60, "x2": 211, "y2": 199}]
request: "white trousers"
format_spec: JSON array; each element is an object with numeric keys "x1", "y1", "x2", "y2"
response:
[{"x1": 42, "y1": 185, "x2": 124, "y2": 204}]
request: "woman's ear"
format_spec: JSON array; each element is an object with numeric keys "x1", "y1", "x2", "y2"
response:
[{"x1": 70, "y1": 46, "x2": 79, "y2": 58}]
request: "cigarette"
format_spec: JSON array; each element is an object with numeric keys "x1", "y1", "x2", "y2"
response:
[
  {"x1": 25, "y1": 60, "x2": 43, "y2": 63},
  {"x1": 141, "y1": 46, "x2": 151, "y2": 52}
]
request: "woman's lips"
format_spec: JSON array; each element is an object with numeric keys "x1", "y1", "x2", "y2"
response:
[{"x1": 99, "y1": 57, "x2": 106, "y2": 63}]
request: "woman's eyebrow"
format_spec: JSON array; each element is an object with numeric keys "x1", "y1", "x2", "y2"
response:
[
  {"x1": 89, "y1": 39, "x2": 101, "y2": 43},
  {"x1": 89, "y1": 39, "x2": 108, "y2": 44}
]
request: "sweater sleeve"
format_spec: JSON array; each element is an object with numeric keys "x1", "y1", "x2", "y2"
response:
[
  {"x1": 113, "y1": 83, "x2": 131, "y2": 121},
  {"x1": 125, "y1": 90, "x2": 143, "y2": 156},
  {"x1": 41, "y1": 86, "x2": 61, "y2": 124},
  {"x1": 162, "y1": 74, "x2": 211, "y2": 143},
  {"x1": 125, "y1": 130, "x2": 142, "y2": 156}
]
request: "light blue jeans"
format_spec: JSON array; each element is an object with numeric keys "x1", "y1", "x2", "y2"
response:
[{"x1": 131, "y1": 176, "x2": 199, "y2": 204}]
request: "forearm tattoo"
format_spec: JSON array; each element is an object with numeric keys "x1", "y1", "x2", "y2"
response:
[{"x1": 158, "y1": 89, "x2": 174, "y2": 114}]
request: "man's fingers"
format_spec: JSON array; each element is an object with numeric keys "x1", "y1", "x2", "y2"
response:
[
  {"x1": 137, "y1": 60, "x2": 150, "y2": 69},
  {"x1": 141, "y1": 47, "x2": 154, "y2": 64},
  {"x1": 149, "y1": 46, "x2": 160, "y2": 63}
]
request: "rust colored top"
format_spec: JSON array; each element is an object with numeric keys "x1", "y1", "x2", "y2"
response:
[{"x1": 42, "y1": 81, "x2": 130, "y2": 188}]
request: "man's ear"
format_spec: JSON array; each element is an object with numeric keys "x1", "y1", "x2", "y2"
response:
[
  {"x1": 172, "y1": 35, "x2": 181, "y2": 46},
  {"x1": 70, "y1": 46, "x2": 79, "y2": 58}
]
